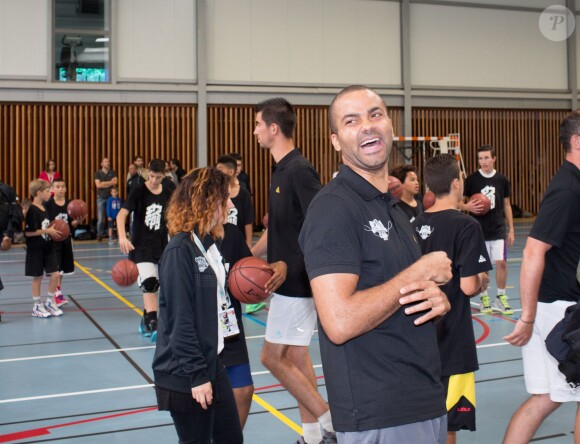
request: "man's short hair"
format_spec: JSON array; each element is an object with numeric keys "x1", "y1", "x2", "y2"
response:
[
  {"x1": 29, "y1": 179, "x2": 50, "y2": 199},
  {"x1": 217, "y1": 155, "x2": 237, "y2": 172},
  {"x1": 228, "y1": 152, "x2": 242, "y2": 161},
  {"x1": 477, "y1": 145, "x2": 496, "y2": 158},
  {"x1": 148, "y1": 159, "x2": 165, "y2": 174},
  {"x1": 560, "y1": 110, "x2": 580, "y2": 153},
  {"x1": 256, "y1": 98, "x2": 296, "y2": 139},
  {"x1": 329, "y1": 85, "x2": 379, "y2": 134},
  {"x1": 423, "y1": 154, "x2": 460, "y2": 197},
  {"x1": 52, "y1": 178, "x2": 65, "y2": 185},
  {"x1": 133, "y1": 155, "x2": 143, "y2": 162},
  {"x1": 390, "y1": 165, "x2": 417, "y2": 185}
]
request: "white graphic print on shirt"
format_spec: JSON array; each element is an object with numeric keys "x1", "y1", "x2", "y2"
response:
[{"x1": 144, "y1": 203, "x2": 163, "y2": 230}]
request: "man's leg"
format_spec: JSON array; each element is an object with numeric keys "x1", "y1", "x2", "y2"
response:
[
  {"x1": 503, "y1": 394, "x2": 560, "y2": 443},
  {"x1": 96, "y1": 197, "x2": 106, "y2": 239},
  {"x1": 232, "y1": 385, "x2": 254, "y2": 429},
  {"x1": 496, "y1": 259, "x2": 507, "y2": 290}
]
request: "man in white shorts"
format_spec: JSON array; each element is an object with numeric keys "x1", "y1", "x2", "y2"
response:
[
  {"x1": 251, "y1": 98, "x2": 336, "y2": 444},
  {"x1": 463, "y1": 145, "x2": 515, "y2": 315},
  {"x1": 504, "y1": 110, "x2": 580, "y2": 442}
]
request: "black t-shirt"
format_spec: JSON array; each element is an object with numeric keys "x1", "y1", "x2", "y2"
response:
[
  {"x1": 95, "y1": 169, "x2": 117, "y2": 199},
  {"x1": 127, "y1": 173, "x2": 145, "y2": 197},
  {"x1": 238, "y1": 171, "x2": 252, "y2": 195},
  {"x1": 396, "y1": 198, "x2": 424, "y2": 223},
  {"x1": 228, "y1": 187, "x2": 254, "y2": 238},
  {"x1": 299, "y1": 165, "x2": 445, "y2": 432},
  {"x1": 530, "y1": 161, "x2": 580, "y2": 303},
  {"x1": 25, "y1": 205, "x2": 51, "y2": 249},
  {"x1": 123, "y1": 184, "x2": 171, "y2": 263},
  {"x1": 464, "y1": 170, "x2": 511, "y2": 240},
  {"x1": 268, "y1": 149, "x2": 321, "y2": 297},
  {"x1": 218, "y1": 223, "x2": 252, "y2": 367},
  {"x1": 413, "y1": 209, "x2": 492, "y2": 376}
]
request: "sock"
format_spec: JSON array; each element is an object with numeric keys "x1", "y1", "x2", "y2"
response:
[
  {"x1": 480, "y1": 291, "x2": 488, "y2": 297},
  {"x1": 302, "y1": 422, "x2": 322, "y2": 444},
  {"x1": 45, "y1": 292, "x2": 55, "y2": 304},
  {"x1": 318, "y1": 410, "x2": 334, "y2": 433},
  {"x1": 497, "y1": 288, "x2": 506, "y2": 296},
  {"x1": 33, "y1": 296, "x2": 41, "y2": 306}
]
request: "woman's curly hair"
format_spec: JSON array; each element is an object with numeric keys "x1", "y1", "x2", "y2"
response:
[{"x1": 166, "y1": 167, "x2": 229, "y2": 238}]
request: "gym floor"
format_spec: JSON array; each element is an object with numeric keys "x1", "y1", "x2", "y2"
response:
[{"x1": 0, "y1": 220, "x2": 577, "y2": 443}]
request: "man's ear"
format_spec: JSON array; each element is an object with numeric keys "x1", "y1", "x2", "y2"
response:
[{"x1": 331, "y1": 134, "x2": 342, "y2": 153}]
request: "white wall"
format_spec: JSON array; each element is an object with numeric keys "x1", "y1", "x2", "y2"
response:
[
  {"x1": 207, "y1": 0, "x2": 401, "y2": 86},
  {"x1": 117, "y1": 0, "x2": 196, "y2": 82},
  {"x1": 441, "y1": 0, "x2": 563, "y2": 8},
  {"x1": 0, "y1": 0, "x2": 48, "y2": 79},
  {"x1": 410, "y1": 4, "x2": 568, "y2": 90}
]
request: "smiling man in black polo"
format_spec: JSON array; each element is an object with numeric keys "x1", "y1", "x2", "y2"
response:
[{"x1": 299, "y1": 85, "x2": 452, "y2": 444}]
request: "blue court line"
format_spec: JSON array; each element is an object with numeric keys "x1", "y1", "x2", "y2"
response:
[{"x1": 242, "y1": 313, "x2": 267, "y2": 326}]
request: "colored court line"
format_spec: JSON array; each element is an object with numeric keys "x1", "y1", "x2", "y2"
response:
[
  {"x1": 74, "y1": 260, "x2": 142, "y2": 315},
  {"x1": 0, "y1": 407, "x2": 156, "y2": 443},
  {"x1": 472, "y1": 316, "x2": 490, "y2": 344},
  {"x1": 251, "y1": 394, "x2": 302, "y2": 435},
  {"x1": 242, "y1": 313, "x2": 267, "y2": 326}
]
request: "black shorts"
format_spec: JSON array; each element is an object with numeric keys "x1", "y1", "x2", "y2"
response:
[
  {"x1": 442, "y1": 372, "x2": 476, "y2": 432},
  {"x1": 25, "y1": 243, "x2": 59, "y2": 277},
  {"x1": 53, "y1": 237, "x2": 75, "y2": 275}
]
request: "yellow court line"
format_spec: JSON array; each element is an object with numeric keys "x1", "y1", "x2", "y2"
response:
[
  {"x1": 252, "y1": 394, "x2": 303, "y2": 435},
  {"x1": 74, "y1": 260, "x2": 142, "y2": 315},
  {"x1": 76, "y1": 260, "x2": 302, "y2": 436}
]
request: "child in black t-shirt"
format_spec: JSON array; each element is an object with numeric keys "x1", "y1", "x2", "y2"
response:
[
  {"x1": 25, "y1": 179, "x2": 63, "y2": 318},
  {"x1": 413, "y1": 154, "x2": 491, "y2": 441}
]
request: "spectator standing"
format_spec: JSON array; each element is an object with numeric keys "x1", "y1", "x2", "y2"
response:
[
  {"x1": 94, "y1": 157, "x2": 118, "y2": 241},
  {"x1": 39, "y1": 159, "x2": 62, "y2": 185}
]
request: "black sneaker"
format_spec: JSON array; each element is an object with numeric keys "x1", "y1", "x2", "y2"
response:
[{"x1": 139, "y1": 312, "x2": 153, "y2": 337}]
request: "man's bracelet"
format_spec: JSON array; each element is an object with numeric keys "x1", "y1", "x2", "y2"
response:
[{"x1": 519, "y1": 318, "x2": 535, "y2": 325}]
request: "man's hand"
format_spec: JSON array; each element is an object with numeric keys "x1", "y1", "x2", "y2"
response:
[
  {"x1": 464, "y1": 199, "x2": 485, "y2": 215},
  {"x1": 504, "y1": 320, "x2": 534, "y2": 347},
  {"x1": 507, "y1": 230, "x2": 515, "y2": 247},
  {"x1": 191, "y1": 382, "x2": 213, "y2": 410},
  {"x1": 419, "y1": 252, "x2": 453, "y2": 284},
  {"x1": 479, "y1": 272, "x2": 490, "y2": 294},
  {"x1": 119, "y1": 237, "x2": 135, "y2": 254},
  {"x1": 264, "y1": 261, "x2": 287, "y2": 294},
  {"x1": 399, "y1": 280, "x2": 451, "y2": 325}
]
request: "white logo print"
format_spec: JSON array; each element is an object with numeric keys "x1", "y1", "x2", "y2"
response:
[
  {"x1": 364, "y1": 219, "x2": 392, "y2": 241},
  {"x1": 227, "y1": 207, "x2": 238, "y2": 225},
  {"x1": 195, "y1": 256, "x2": 209, "y2": 272},
  {"x1": 478, "y1": 255, "x2": 487, "y2": 263},
  {"x1": 481, "y1": 186, "x2": 496, "y2": 210},
  {"x1": 41, "y1": 218, "x2": 50, "y2": 241},
  {"x1": 145, "y1": 203, "x2": 163, "y2": 230},
  {"x1": 416, "y1": 225, "x2": 435, "y2": 240}
]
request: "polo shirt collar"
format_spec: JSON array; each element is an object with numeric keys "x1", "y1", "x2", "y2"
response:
[
  {"x1": 338, "y1": 164, "x2": 398, "y2": 206},
  {"x1": 272, "y1": 148, "x2": 300, "y2": 172},
  {"x1": 563, "y1": 159, "x2": 580, "y2": 177}
]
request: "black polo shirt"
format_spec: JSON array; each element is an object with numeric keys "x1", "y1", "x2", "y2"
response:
[
  {"x1": 531, "y1": 160, "x2": 580, "y2": 303},
  {"x1": 268, "y1": 148, "x2": 321, "y2": 297},
  {"x1": 299, "y1": 165, "x2": 445, "y2": 432}
]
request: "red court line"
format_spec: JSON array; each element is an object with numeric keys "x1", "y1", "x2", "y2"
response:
[
  {"x1": 472, "y1": 316, "x2": 490, "y2": 344},
  {"x1": 0, "y1": 407, "x2": 157, "y2": 443},
  {"x1": 255, "y1": 375, "x2": 325, "y2": 392}
]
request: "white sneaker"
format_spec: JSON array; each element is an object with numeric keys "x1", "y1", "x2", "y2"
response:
[
  {"x1": 32, "y1": 303, "x2": 51, "y2": 318},
  {"x1": 44, "y1": 300, "x2": 63, "y2": 317}
]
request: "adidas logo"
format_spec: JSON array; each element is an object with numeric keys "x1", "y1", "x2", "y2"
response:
[{"x1": 478, "y1": 255, "x2": 487, "y2": 263}]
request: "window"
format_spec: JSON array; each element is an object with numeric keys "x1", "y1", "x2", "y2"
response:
[{"x1": 53, "y1": 0, "x2": 110, "y2": 83}]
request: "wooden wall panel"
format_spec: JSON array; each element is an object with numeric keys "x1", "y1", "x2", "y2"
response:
[
  {"x1": 412, "y1": 108, "x2": 568, "y2": 215},
  {"x1": 0, "y1": 103, "x2": 197, "y2": 221},
  {"x1": 207, "y1": 105, "x2": 404, "y2": 225}
]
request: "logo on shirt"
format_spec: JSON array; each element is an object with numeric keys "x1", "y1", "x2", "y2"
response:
[
  {"x1": 416, "y1": 225, "x2": 434, "y2": 240},
  {"x1": 478, "y1": 255, "x2": 487, "y2": 263},
  {"x1": 55, "y1": 212, "x2": 69, "y2": 223},
  {"x1": 41, "y1": 218, "x2": 50, "y2": 241},
  {"x1": 227, "y1": 207, "x2": 238, "y2": 225},
  {"x1": 481, "y1": 186, "x2": 496, "y2": 210},
  {"x1": 195, "y1": 256, "x2": 209, "y2": 272},
  {"x1": 364, "y1": 219, "x2": 392, "y2": 241},
  {"x1": 145, "y1": 203, "x2": 163, "y2": 230},
  {"x1": 275, "y1": 187, "x2": 280, "y2": 194}
]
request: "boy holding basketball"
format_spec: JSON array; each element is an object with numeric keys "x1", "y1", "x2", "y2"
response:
[
  {"x1": 462, "y1": 145, "x2": 515, "y2": 315},
  {"x1": 117, "y1": 159, "x2": 172, "y2": 341},
  {"x1": 25, "y1": 179, "x2": 63, "y2": 318},
  {"x1": 413, "y1": 154, "x2": 491, "y2": 444},
  {"x1": 46, "y1": 178, "x2": 82, "y2": 308}
]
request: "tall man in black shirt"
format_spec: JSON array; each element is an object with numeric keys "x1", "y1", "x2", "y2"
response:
[
  {"x1": 251, "y1": 98, "x2": 335, "y2": 444},
  {"x1": 504, "y1": 111, "x2": 580, "y2": 443},
  {"x1": 299, "y1": 86, "x2": 452, "y2": 443},
  {"x1": 94, "y1": 157, "x2": 118, "y2": 241}
]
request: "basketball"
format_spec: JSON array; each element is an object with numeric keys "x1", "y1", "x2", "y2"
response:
[
  {"x1": 0, "y1": 237, "x2": 11, "y2": 252},
  {"x1": 262, "y1": 213, "x2": 269, "y2": 229},
  {"x1": 469, "y1": 193, "x2": 491, "y2": 215},
  {"x1": 111, "y1": 259, "x2": 139, "y2": 287},
  {"x1": 423, "y1": 191, "x2": 436, "y2": 210},
  {"x1": 49, "y1": 219, "x2": 70, "y2": 242},
  {"x1": 228, "y1": 256, "x2": 273, "y2": 304},
  {"x1": 388, "y1": 176, "x2": 403, "y2": 200},
  {"x1": 67, "y1": 199, "x2": 88, "y2": 220}
]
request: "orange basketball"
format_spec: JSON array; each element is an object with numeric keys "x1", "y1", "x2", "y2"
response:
[
  {"x1": 388, "y1": 176, "x2": 403, "y2": 200},
  {"x1": 49, "y1": 219, "x2": 70, "y2": 242},
  {"x1": 67, "y1": 199, "x2": 88, "y2": 220},
  {"x1": 228, "y1": 257, "x2": 273, "y2": 304},
  {"x1": 111, "y1": 259, "x2": 139, "y2": 287},
  {"x1": 0, "y1": 237, "x2": 11, "y2": 251},
  {"x1": 469, "y1": 193, "x2": 491, "y2": 215},
  {"x1": 423, "y1": 191, "x2": 436, "y2": 210}
]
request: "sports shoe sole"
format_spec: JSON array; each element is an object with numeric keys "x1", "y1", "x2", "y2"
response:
[{"x1": 139, "y1": 325, "x2": 152, "y2": 337}]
